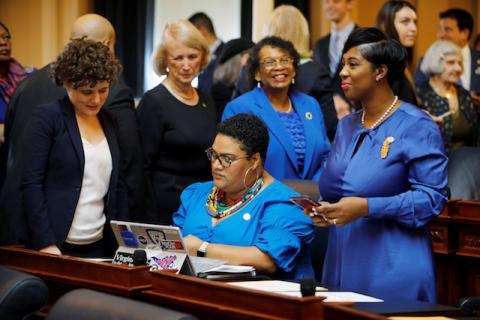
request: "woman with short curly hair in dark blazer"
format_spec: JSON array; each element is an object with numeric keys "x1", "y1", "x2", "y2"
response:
[{"x1": 21, "y1": 38, "x2": 128, "y2": 257}]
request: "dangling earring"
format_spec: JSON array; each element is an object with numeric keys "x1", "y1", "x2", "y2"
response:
[
  {"x1": 243, "y1": 166, "x2": 260, "y2": 189},
  {"x1": 292, "y1": 78, "x2": 295, "y2": 84},
  {"x1": 257, "y1": 81, "x2": 261, "y2": 88}
]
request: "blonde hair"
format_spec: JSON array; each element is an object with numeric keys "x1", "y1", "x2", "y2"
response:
[
  {"x1": 263, "y1": 5, "x2": 312, "y2": 59},
  {"x1": 153, "y1": 19, "x2": 210, "y2": 76}
]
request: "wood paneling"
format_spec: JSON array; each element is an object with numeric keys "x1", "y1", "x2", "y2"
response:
[
  {"x1": 308, "y1": 0, "x2": 477, "y2": 71},
  {"x1": 0, "y1": 0, "x2": 93, "y2": 68}
]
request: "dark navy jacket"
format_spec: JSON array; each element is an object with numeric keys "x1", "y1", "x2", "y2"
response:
[{"x1": 21, "y1": 97, "x2": 128, "y2": 251}]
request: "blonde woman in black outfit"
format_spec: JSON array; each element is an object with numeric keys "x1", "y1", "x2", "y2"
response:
[{"x1": 137, "y1": 20, "x2": 217, "y2": 224}]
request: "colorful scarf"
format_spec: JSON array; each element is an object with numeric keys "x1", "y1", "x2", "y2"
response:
[{"x1": 0, "y1": 59, "x2": 29, "y2": 122}]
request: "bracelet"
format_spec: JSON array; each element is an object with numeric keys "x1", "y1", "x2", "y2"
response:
[{"x1": 197, "y1": 241, "x2": 209, "y2": 257}]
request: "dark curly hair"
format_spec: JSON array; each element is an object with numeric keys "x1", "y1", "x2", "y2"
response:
[
  {"x1": 246, "y1": 36, "x2": 300, "y2": 90},
  {"x1": 343, "y1": 27, "x2": 407, "y2": 88},
  {"x1": 217, "y1": 113, "x2": 269, "y2": 163},
  {"x1": 50, "y1": 38, "x2": 121, "y2": 88}
]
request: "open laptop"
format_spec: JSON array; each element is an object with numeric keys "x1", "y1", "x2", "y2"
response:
[{"x1": 110, "y1": 220, "x2": 225, "y2": 276}]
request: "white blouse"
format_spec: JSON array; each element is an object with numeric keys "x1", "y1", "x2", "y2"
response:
[{"x1": 66, "y1": 137, "x2": 112, "y2": 245}]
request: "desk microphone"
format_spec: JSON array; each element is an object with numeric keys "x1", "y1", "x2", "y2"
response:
[
  {"x1": 300, "y1": 278, "x2": 316, "y2": 297},
  {"x1": 133, "y1": 249, "x2": 147, "y2": 266}
]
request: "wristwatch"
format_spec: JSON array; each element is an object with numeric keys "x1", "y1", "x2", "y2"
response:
[{"x1": 197, "y1": 241, "x2": 209, "y2": 257}]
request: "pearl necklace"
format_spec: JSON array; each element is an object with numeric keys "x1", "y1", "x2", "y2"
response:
[
  {"x1": 275, "y1": 98, "x2": 292, "y2": 113},
  {"x1": 361, "y1": 95, "x2": 398, "y2": 129}
]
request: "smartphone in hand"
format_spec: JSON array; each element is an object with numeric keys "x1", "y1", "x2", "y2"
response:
[{"x1": 290, "y1": 195, "x2": 320, "y2": 211}]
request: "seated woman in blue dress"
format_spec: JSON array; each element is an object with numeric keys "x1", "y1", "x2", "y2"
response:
[
  {"x1": 173, "y1": 114, "x2": 315, "y2": 280},
  {"x1": 307, "y1": 28, "x2": 448, "y2": 302},
  {"x1": 222, "y1": 37, "x2": 330, "y2": 182},
  {"x1": 21, "y1": 38, "x2": 128, "y2": 258}
]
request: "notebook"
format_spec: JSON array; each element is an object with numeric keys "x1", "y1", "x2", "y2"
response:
[{"x1": 110, "y1": 220, "x2": 227, "y2": 276}]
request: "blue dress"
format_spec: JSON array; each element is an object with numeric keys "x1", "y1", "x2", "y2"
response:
[
  {"x1": 173, "y1": 180, "x2": 315, "y2": 280},
  {"x1": 222, "y1": 88, "x2": 330, "y2": 181},
  {"x1": 319, "y1": 102, "x2": 448, "y2": 303}
]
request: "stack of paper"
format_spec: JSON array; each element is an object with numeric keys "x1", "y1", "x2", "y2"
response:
[
  {"x1": 227, "y1": 280, "x2": 383, "y2": 302},
  {"x1": 198, "y1": 265, "x2": 256, "y2": 280}
]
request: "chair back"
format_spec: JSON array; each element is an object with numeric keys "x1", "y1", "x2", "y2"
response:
[
  {"x1": 46, "y1": 289, "x2": 197, "y2": 320},
  {"x1": 0, "y1": 266, "x2": 49, "y2": 320},
  {"x1": 448, "y1": 147, "x2": 480, "y2": 200}
]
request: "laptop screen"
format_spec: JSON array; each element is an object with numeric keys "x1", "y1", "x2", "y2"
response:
[{"x1": 110, "y1": 220, "x2": 187, "y2": 253}]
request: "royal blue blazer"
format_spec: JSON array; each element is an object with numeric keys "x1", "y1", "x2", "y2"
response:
[
  {"x1": 222, "y1": 88, "x2": 331, "y2": 181},
  {"x1": 21, "y1": 96, "x2": 128, "y2": 250}
]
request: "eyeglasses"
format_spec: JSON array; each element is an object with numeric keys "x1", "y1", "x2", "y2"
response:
[
  {"x1": 259, "y1": 57, "x2": 294, "y2": 69},
  {"x1": 205, "y1": 147, "x2": 249, "y2": 168},
  {"x1": 0, "y1": 34, "x2": 11, "y2": 42}
]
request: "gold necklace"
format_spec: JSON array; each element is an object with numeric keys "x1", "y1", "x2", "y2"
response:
[
  {"x1": 362, "y1": 95, "x2": 398, "y2": 129},
  {"x1": 165, "y1": 82, "x2": 198, "y2": 103},
  {"x1": 430, "y1": 81, "x2": 458, "y2": 113}
]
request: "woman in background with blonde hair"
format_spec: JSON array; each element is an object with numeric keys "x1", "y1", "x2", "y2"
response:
[{"x1": 137, "y1": 20, "x2": 218, "y2": 224}]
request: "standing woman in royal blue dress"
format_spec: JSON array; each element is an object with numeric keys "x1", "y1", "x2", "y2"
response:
[{"x1": 308, "y1": 28, "x2": 448, "y2": 303}]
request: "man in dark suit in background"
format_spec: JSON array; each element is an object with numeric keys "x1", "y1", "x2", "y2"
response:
[
  {"x1": 0, "y1": 14, "x2": 146, "y2": 246},
  {"x1": 415, "y1": 8, "x2": 480, "y2": 107},
  {"x1": 188, "y1": 12, "x2": 224, "y2": 93},
  {"x1": 313, "y1": 0, "x2": 356, "y2": 119}
]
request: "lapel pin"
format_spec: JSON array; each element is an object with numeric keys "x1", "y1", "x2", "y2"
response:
[
  {"x1": 381, "y1": 136, "x2": 395, "y2": 159},
  {"x1": 305, "y1": 112, "x2": 313, "y2": 120}
]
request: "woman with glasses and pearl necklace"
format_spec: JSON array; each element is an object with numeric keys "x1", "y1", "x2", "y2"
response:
[
  {"x1": 307, "y1": 28, "x2": 448, "y2": 303},
  {"x1": 174, "y1": 114, "x2": 315, "y2": 280},
  {"x1": 222, "y1": 36, "x2": 330, "y2": 182}
]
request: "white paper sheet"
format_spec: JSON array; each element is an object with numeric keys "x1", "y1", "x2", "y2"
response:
[
  {"x1": 227, "y1": 280, "x2": 327, "y2": 292},
  {"x1": 280, "y1": 291, "x2": 383, "y2": 302}
]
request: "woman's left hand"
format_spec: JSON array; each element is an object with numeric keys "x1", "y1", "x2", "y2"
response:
[
  {"x1": 183, "y1": 234, "x2": 203, "y2": 256},
  {"x1": 315, "y1": 197, "x2": 368, "y2": 227}
]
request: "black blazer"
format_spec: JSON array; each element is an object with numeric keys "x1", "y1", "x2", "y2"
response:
[
  {"x1": 0, "y1": 65, "x2": 145, "y2": 246},
  {"x1": 21, "y1": 97, "x2": 128, "y2": 251},
  {"x1": 198, "y1": 41, "x2": 224, "y2": 93},
  {"x1": 295, "y1": 60, "x2": 337, "y2": 140}
]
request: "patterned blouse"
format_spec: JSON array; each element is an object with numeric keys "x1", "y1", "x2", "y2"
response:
[
  {"x1": 277, "y1": 110, "x2": 306, "y2": 173},
  {"x1": 417, "y1": 82, "x2": 479, "y2": 154}
]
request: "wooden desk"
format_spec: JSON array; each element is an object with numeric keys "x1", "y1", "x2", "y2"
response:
[
  {"x1": 431, "y1": 200, "x2": 480, "y2": 305},
  {"x1": 0, "y1": 246, "x2": 460, "y2": 319},
  {"x1": 0, "y1": 246, "x2": 387, "y2": 319},
  {"x1": 143, "y1": 271, "x2": 386, "y2": 320},
  {"x1": 0, "y1": 245, "x2": 151, "y2": 312}
]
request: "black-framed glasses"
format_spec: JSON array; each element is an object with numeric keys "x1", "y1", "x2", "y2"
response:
[
  {"x1": 259, "y1": 57, "x2": 294, "y2": 69},
  {"x1": 205, "y1": 147, "x2": 249, "y2": 168}
]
